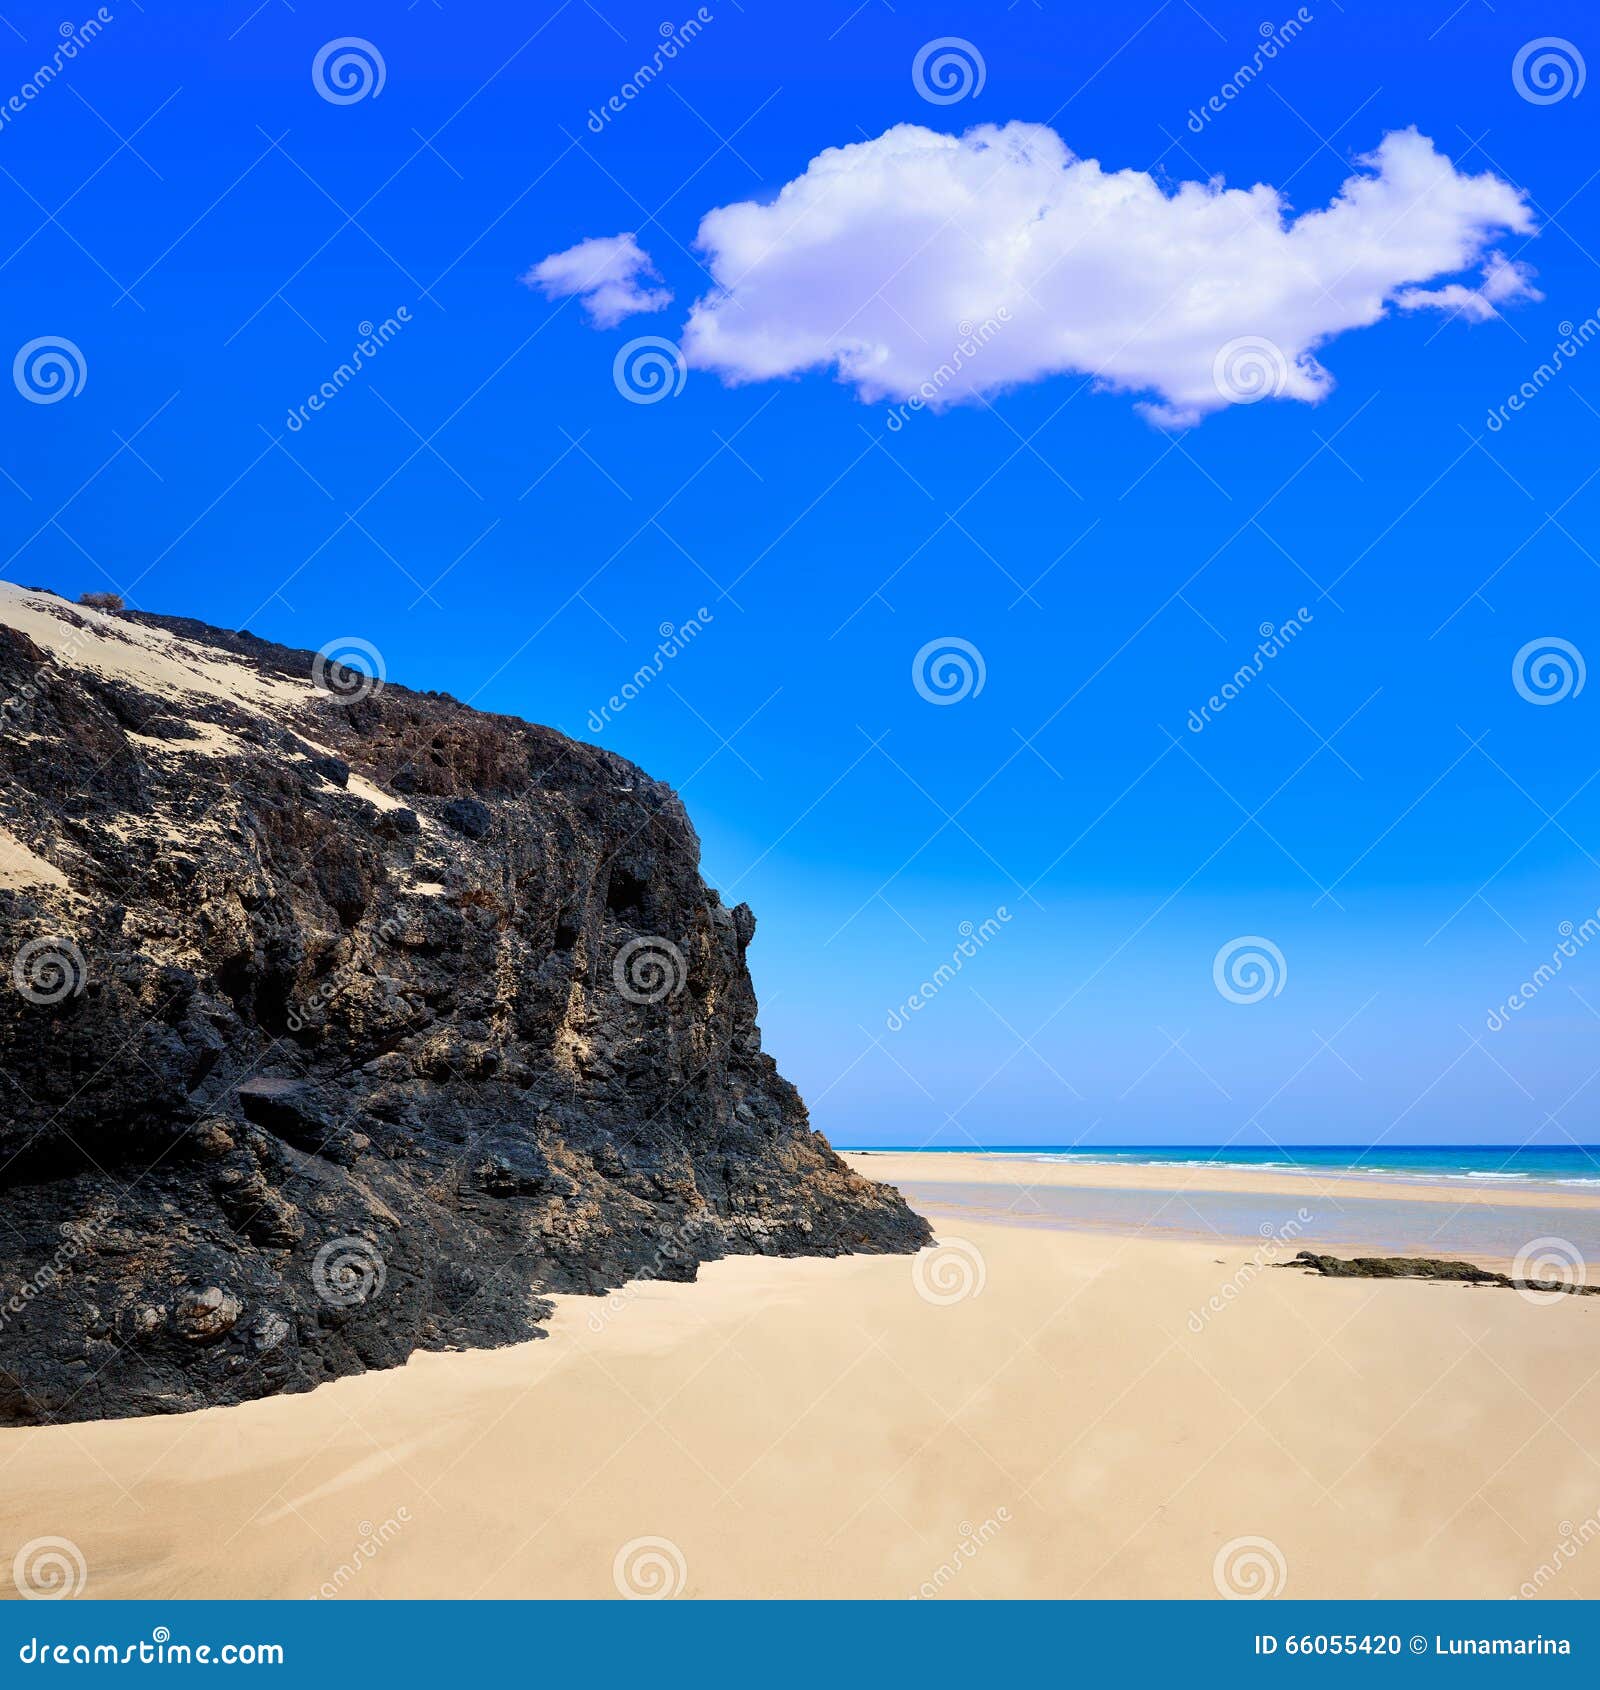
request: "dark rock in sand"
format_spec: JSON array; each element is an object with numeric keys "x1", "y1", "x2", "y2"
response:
[
  {"x1": 1283, "y1": 1251, "x2": 1598, "y2": 1295},
  {"x1": 0, "y1": 586, "x2": 929, "y2": 1425}
]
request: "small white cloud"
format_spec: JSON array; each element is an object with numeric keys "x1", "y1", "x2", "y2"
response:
[
  {"x1": 660, "y1": 122, "x2": 1536, "y2": 424},
  {"x1": 1395, "y1": 252, "x2": 1544, "y2": 323},
  {"x1": 523, "y1": 232, "x2": 672, "y2": 329}
]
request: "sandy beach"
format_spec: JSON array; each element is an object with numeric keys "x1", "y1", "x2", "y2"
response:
[
  {"x1": 847, "y1": 1151, "x2": 1600, "y2": 1214},
  {"x1": 2, "y1": 1158, "x2": 1597, "y2": 1602},
  {"x1": 855, "y1": 1150, "x2": 1600, "y2": 1267}
]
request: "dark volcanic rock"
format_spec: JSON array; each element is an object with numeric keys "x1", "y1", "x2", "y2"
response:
[
  {"x1": 1283, "y1": 1252, "x2": 1599, "y2": 1295},
  {"x1": 0, "y1": 585, "x2": 929, "y2": 1425},
  {"x1": 439, "y1": 796, "x2": 492, "y2": 839}
]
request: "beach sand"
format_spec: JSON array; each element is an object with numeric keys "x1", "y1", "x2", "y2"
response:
[
  {"x1": 856, "y1": 1149, "x2": 1600, "y2": 1267},
  {"x1": 847, "y1": 1149, "x2": 1600, "y2": 1213},
  {"x1": 2, "y1": 1157, "x2": 1597, "y2": 1601}
]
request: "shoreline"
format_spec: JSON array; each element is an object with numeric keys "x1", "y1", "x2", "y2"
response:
[{"x1": 840, "y1": 1151, "x2": 1600, "y2": 1214}]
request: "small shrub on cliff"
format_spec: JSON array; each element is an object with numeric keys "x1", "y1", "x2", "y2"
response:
[{"x1": 78, "y1": 591, "x2": 124, "y2": 613}]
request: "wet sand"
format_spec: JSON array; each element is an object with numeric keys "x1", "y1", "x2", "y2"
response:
[
  {"x1": 848, "y1": 1152, "x2": 1600, "y2": 1267},
  {"x1": 844, "y1": 1150, "x2": 1600, "y2": 1213}
]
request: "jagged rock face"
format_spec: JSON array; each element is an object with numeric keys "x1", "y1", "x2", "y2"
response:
[{"x1": 0, "y1": 586, "x2": 928, "y2": 1425}]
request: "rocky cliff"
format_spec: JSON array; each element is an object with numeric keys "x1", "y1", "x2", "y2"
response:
[{"x1": 0, "y1": 584, "x2": 927, "y2": 1425}]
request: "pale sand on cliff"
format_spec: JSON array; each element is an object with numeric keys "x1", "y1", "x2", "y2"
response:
[{"x1": 2, "y1": 1163, "x2": 1597, "y2": 1601}]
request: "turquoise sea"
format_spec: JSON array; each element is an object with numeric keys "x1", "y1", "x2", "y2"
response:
[{"x1": 844, "y1": 1145, "x2": 1600, "y2": 1186}]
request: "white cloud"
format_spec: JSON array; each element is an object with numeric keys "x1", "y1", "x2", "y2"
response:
[
  {"x1": 669, "y1": 122, "x2": 1536, "y2": 425},
  {"x1": 1394, "y1": 251, "x2": 1543, "y2": 323},
  {"x1": 524, "y1": 232, "x2": 672, "y2": 328}
]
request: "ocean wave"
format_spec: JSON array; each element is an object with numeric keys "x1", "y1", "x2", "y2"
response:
[
  {"x1": 898, "y1": 1142, "x2": 1600, "y2": 1183},
  {"x1": 920, "y1": 1148, "x2": 1600, "y2": 1186}
]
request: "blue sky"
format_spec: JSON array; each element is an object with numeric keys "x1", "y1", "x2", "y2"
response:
[{"x1": 4, "y1": 0, "x2": 1600, "y2": 1149}]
